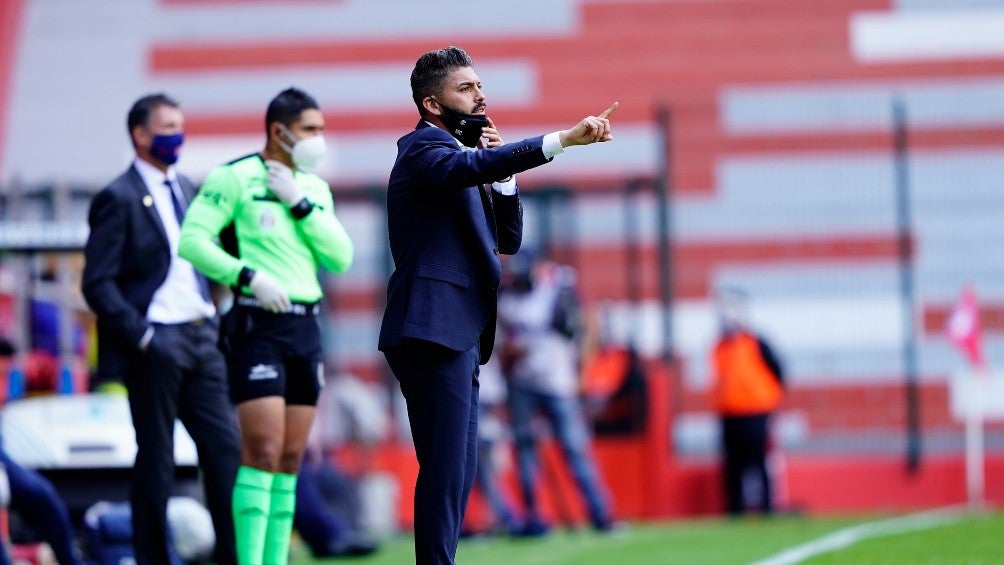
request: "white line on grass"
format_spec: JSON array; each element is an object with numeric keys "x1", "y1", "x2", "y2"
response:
[{"x1": 749, "y1": 505, "x2": 968, "y2": 565}]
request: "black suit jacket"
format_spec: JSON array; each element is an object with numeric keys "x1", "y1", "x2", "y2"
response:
[
  {"x1": 378, "y1": 121, "x2": 552, "y2": 364},
  {"x1": 82, "y1": 164, "x2": 207, "y2": 379}
]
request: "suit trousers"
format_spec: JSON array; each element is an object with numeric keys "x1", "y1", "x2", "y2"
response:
[
  {"x1": 384, "y1": 340, "x2": 480, "y2": 565},
  {"x1": 125, "y1": 320, "x2": 240, "y2": 565}
]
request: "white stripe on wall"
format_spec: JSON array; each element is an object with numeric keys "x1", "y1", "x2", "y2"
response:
[
  {"x1": 157, "y1": 0, "x2": 579, "y2": 42},
  {"x1": 158, "y1": 61, "x2": 538, "y2": 114},
  {"x1": 851, "y1": 9, "x2": 1004, "y2": 62},
  {"x1": 722, "y1": 77, "x2": 1004, "y2": 134}
]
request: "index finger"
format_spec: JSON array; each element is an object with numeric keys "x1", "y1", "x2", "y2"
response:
[{"x1": 599, "y1": 101, "x2": 619, "y2": 119}]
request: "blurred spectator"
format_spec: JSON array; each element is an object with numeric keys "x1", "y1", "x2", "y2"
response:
[
  {"x1": 29, "y1": 299, "x2": 60, "y2": 360},
  {"x1": 579, "y1": 317, "x2": 648, "y2": 437},
  {"x1": 293, "y1": 451, "x2": 377, "y2": 558},
  {"x1": 29, "y1": 256, "x2": 61, "y2": 360},
  {"x1": 466, "y1": 348, "x2": 520, "y2": 536},
  {"x1": 293, "y1": 371, "x2": 386, "y2": 558},
  {"x1": 311, "y1": 371, "x2": 390, "y2": 450},
  {"x1": 709, "y1": 288, "x2": 785, "y2": 516},
  {"x1": 20, "y1": 350, "x2": 59, "y2": 396},
  {"x1": 498, "y1": 253, "x2": 616, "y2": 535},
  {"x1": 0, "y1": 338, "x2": 82, "y2": 565}
]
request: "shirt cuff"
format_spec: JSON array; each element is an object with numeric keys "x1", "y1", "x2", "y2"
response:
[
  {"x1": 543, "y1": 132, "x2": 565, "y2": 160},
  {"x1": 491, "y1": 177, "x2": 518, "y2": 196}
]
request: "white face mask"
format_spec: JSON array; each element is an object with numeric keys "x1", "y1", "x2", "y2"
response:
[{"x1": 278, "y1": 124, "x2": 327, "y2": 170}]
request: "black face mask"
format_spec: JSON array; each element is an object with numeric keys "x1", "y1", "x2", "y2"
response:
[{"x1": 436, "y1": 101, "x2": 489, "y2": 148}]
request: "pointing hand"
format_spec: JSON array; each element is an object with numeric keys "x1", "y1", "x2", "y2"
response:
[{"x1": 559, "y1": 101, "x2": 618, "y2": 147}]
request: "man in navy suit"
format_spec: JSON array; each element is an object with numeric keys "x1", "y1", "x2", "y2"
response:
[
  {"x1": 378, "y1": 46, "x2": 617, "y2": 565},
  {"x1": 82, "y1": 93, "x2": 240, "y2": 565}
]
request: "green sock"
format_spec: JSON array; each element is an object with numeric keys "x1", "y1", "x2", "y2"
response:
[
  {"x1": 232, "y1": 466, "x2": 274, "y2": 565},
  {"x1": 262, "y1": 472, "x2": 298, "y2": 565}
]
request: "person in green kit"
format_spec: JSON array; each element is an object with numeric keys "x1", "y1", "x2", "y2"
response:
[{"x1": 178, "y1": 87, "x2": 354, "y2": 565}]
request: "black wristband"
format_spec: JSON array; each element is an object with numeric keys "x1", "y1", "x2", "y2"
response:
[
  {"x1": 238, "y1": 267, "x2": 256, "y2": 288},
  {"x1": 289, "y1": 197, "x2": 315, "y2": 220}
]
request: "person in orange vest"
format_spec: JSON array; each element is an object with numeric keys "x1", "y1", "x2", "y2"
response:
[{"x1": 709, "y1": 289, "x2": 784, "y2": 516}]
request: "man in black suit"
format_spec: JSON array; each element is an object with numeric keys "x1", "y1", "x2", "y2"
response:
[
  {"x1": 82, "y1": 93, "x2": 240, "y2": 565},
  {"x1": 378, "y1": 45, "x2": 617, "y2": 565}
]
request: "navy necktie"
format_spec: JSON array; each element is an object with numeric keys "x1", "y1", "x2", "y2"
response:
[
  {"x1": 164, "y1": 179, "x2": 211, "y2": 302},
  {"x1": 163, "y1": 179, "x2": 185, "y2": 225}
]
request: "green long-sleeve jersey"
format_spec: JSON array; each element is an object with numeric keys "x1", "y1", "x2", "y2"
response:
[{"x1": 178, "y1": 153, "x2": 353, "y2": 303}]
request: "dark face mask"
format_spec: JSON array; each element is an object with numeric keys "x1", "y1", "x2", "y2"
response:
[
  {"x1": 436, "y1": 101, "x2": 489, "y2": 148},
  {"x1": 149, "y1": 132, "x2": 184, "y2": 165}
]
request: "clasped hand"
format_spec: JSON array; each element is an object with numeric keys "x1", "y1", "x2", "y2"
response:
[
  {"x1": 478, "y1": 117, "x2": 514, "y2": 183},
  {"x1": 249, "y1": 271, "x2": 291, "y2": 313},
  {"x1": 478, "y1": 117, "x2": 505, "y2": 149},
  {"x1": 265, "y1": 159, "x2": 304, "y2": 205}
]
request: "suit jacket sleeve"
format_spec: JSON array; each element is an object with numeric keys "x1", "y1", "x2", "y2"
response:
[
  {"x1": 82, "y1": 188, "x2": 148, "y2": 347},
  {"x1": 408, "y1": 127, "x2": 550, "y2": 190},
  {"x1": 493, "y1": 191, "x2": 522, "y2": 255}
]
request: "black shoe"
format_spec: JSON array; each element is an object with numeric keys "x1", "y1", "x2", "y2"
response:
[
  {"x1": 513, "y1": 517, "x2": 551, "y2": 538},
  {"x1": 499, "y1": 514, "x2": 523, "y2": 537},
  {"x1": 592, "y1": 518, "x2": 627, "y2": 535}
]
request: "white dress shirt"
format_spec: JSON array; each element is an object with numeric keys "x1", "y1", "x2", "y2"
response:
[{"x1": 133, "y1": 158, "x2": 216, "y2": 324}]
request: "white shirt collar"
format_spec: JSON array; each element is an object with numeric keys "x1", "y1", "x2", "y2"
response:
[
  {"x1": 424, "y1": 121, "x2": 469, "y2": 150},
  {"x1": 133, "y1": 157, "x2": 177, "y2": 189}
]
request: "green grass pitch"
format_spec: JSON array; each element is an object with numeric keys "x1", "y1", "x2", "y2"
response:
[{"x1": 288, "y1": 508, "x2": 1003, "y2": 564}]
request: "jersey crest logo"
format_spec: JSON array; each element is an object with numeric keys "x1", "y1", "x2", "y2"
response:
[{"x1": 260, "y1": 209, "x2": 276, "y2": 229}]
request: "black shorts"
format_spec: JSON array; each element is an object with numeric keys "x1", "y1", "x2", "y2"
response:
[{"x1": 221, "y1": 304, "x2": 323, "y2": 406}]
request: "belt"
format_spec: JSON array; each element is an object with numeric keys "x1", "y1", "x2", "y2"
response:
[{"x1": 235, "y1": 295, "x2": 320, "y2": 316}]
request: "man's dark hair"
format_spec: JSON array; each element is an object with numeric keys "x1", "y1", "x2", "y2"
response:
[
  {"x1": 265, "y1": 87, "x2": 320, "y2": 133},
  {"x1": 127, "y1": 93, "x2": 179, "y2": 145},
  {"x1": 410, "y1": 46, "x2": 474, "y2": 111}
]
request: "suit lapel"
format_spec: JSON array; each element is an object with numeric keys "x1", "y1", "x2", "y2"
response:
[
  {"x1": 478, "y1": 184, "x2": 497, "y2": 238},
  {"x1": 469, "y1": 183, "x2": 498, "y2": 266},
  {"x1": 127, "y1": 165, "x2": 170, "y2": 250},
  {"x1": 458, "y1": 137, "x2": 499, "y2": 267}
]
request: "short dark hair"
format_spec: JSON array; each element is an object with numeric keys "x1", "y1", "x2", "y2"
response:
[
  {"x1": 410, "y1": 46, "x2": 474, "y2": 111},
  {"x1": 265, "y1": 87, "x2": 320, "y2": 133},
  {"x1": 127, "y1": 93, "x2": 179, "y2": 142}
]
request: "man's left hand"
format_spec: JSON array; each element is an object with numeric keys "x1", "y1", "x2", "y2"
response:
[
  {"x1": 480, "y1": 117, "x2": 513, "y2": 183},
  {"x1": 479, "y1": 117, "x2": 505, "y2": 149},
  {"x1": 265, "y1": 159, "x2": 304, "y2": 205}
]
